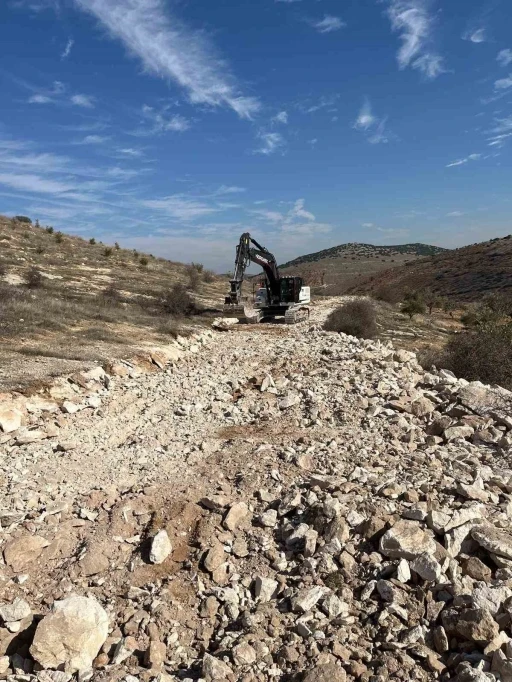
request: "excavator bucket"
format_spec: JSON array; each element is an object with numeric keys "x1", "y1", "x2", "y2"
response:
[{"x1": 223, "y1": 303, "x2": 262, "y2": 324}]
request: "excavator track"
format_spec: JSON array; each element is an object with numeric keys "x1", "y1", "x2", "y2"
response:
[{"x1": 285, "y1": 307, "x2": 310, "y2": 325}]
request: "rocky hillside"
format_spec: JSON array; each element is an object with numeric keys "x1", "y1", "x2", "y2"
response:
[
  {"x1": 350, "y1": 234, "x2": 512, "y2": 302},
  {"x1": 280, "y1": 243, "x2": 448, "y2": 295},
  {"x1": 0, "y1": 299, "x2": 511, "y2": 682},
  {"x1": 0, "y1": 215, "x2": 225, "y2": 390}
]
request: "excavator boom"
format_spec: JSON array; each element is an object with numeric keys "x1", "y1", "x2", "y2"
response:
[{"x1": 224, "y1": 232, "x2": 310, "y2": 324}]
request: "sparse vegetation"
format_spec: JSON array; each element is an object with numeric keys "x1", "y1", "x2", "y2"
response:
[
  {"x1": 203, "y1": 269, "x2": 216, "y2": 283},
  {"x1": 46, "y1": 226, "x2": 54, "y2": 234},
  {"x1": 160, "y1": 284, "x2": 197, "y2": 316},
  {"x1": 14, "y1": 215, "x2": 32, "y2": 224},
  {"x1": 0, "y1": 263, "x2": 6, "y2": 278},
  {"x1": 187, "y1": 264, "x2": 202, "y2": 290},
  {"x1": 89, "y1": 238, "x2": 96, "y2": 245},
  {"x1": 55, "y1": 231, "x2": 64, "y2": 243},
  {"x1": 324, "y1": 299, "x2": 377, "y2": 338},
  {"x1": 25, "y1": 267, "x2": 44, "y2": 289},
  {"x1": 402, "y1": 292, "x2": 426, "y2": 319},
  {"x1": 374, "y1": 285, "x2": 402, "y2": 305},
  {"x1": 104, "y1": 247, "x2": 113, "y2": 258},
  {"x1": 139, "y1": 256, "x2": 149, "y2": 267}
]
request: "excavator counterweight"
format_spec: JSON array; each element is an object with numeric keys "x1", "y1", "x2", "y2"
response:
[{"x1": 223, "y1": 232, "x2": 310, "y2": 324}]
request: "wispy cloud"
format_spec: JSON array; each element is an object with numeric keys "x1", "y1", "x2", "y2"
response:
[
  {"x1": 353, "y1": 98, "x2": 391, "y2": 144},
  {"x1": 78, "y1": 135, "x2": 110, "y2": 144},
  {"x1": 0, "y1": 173, "x2": 77, "y2": 195},
  {"x1": 250, "y1": 198, "x2": 331, "y2": 235},
  {"x1": 497, "y1": 49, "x2": 512, "y2": 67},
  {"x1": 61, "y1": 38, "x2": 74, "y2": 59},
  {"x1": 215, "y1": 185, "x2": 246, "y2": 195},
  {"x1": 487, "y1": 116, "x2": 512, "y2": 147},
  {"x1": 134, "y1": 104, "x2": 191, "y2": 135},
  {"x1": 74, "y1": 0, "x2": 261, "y2": 119},
  {"x1": 362, "y1": 222, "x2": 374, "y2": 227},
  {"x1": 273, "y1": 111, "x2": 288, "y2": 125},
  {"x1": 311, "y1": 15, "x2": 345, "y2": 34},
  {"x1": 254, "y1": 131, "x2": 286, "y2": 155},
  {"x1": 446, "y1": 153, "x2": 481, "y2": 167},
  {"x1": 141, "y1": 194, "x2": 223, "y2": 220},
  {"x1": 462, "y1": 28, "x2": 486, "y2": 43},
  {"x1": 494, "y1": 74, "x2": 512, "y2": 91},
  {"x1": 70, "y1": 93, "x2": 95, "y2": 108},
  {"x1": 446, "y1": 211, "x2": 464, "y2": 217},
  {"x1": 117, "y1": 148, "x2": 143, "y2": 157},
  {"x1": 385, "y1": 0, "x2": 445, "y2": 79}
]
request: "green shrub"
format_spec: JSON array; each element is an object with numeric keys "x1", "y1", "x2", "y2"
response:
[
  {"x1": 55, "y1": 232, "x2": 64, "y2": 243},
  {"x1": 139, "y1": 256, "x2": 149, "y2": 266},
  {"x1": 35, "y1": 246, "x2": 45, "y2": 255},
  {"x1": 89, "y1": 237, "x2": 96, "y2": 245},
  {"x1": 104, "y1": 247, "x2": 113, "y2": 257},
  {"x1": 114, "y1": 242, "x2": 120, "y2": 250},
  {"x1": 324, "y1": 300, "x2": 377, "y2": 338},
  {"x1": 187, "y1": 264, "x2": 201, "y2": 290},
  {"x1": 14, "y1": 215, "x2": 32, "y2": 224},
  {"x1": 25, "y1": 267, "x2": 44, "y2": 289},
  {"x1": 402, "y1": 292, "x2": 426, "y2": 319},
  {"x1": 160, "y1": 284, "x2": 197, "y2": 316},
  {"x1": 46, "y1": 226, "x2": 54, "y2": 234}
]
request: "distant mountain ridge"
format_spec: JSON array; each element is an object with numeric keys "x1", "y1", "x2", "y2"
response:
[{"x1": 281, "y1": 242, "x2": 448, "y2": 269}]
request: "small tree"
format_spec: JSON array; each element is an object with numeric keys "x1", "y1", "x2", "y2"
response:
[
  {"x1": 187, "y1": 264, "x2": 201, "y2": 291},
  {"x1": 25, "y1": 267, "x2": 44, "y2": 289},
  {"x1": 424, "y1": 289, "x2": 441, "y2": 314},
  {"x1": 104, "y1": 247, "x2": 113, "y2": 257},
  {"x1": 35, "y1": 219, "x2": 40, "y2": 228},
  {"x1": 139, "y1": 256, "x2": 149, "y2": 267},
  {"x1": 114, "y1": 242, "x2": 120, "y2": 250},
  {"x1": 439, "y1": 297, "x2": 456, "y2": 318},
  {"x1": 45, "y1": 226, "x2": 54, "y2": 234},
  {"x1": 14, "y1": 215, "x2": 32, "y2": 224},
  {"x1": 89, "y1": 237, "x2": 96, "y2": 245},
  {"x1": 402, "y1": 297, "x2": 426, "y2": 320},
  {"x1": 55, "y1": 231, "x2": 64, "y2": 243}
]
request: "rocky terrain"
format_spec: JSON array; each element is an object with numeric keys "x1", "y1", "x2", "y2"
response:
[
  {"x1": 350, "y1": 235, "x2": 512, "y2": 302},
  {"x1": 1, "y1": 298, "x2": 512, "y2": 682}
]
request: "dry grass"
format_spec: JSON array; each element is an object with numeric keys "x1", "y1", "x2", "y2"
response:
[
  {"x1": 324, "y1": 300, "x2": 377, "y2": 338},
  {"x1": 0, "y1": 215, "x2": 226, "y2": 390}
]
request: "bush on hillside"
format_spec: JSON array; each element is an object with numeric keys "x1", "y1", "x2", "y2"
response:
[
  {"x1": 139, "y1": 256, "x2": 149, "y2": 267},
  {"x1": 0, "y1": 263, "x2": 7, "y2": 279},
  {"x1": 55, "y1": 232, "x2": 64, "y2": 243},
  {"x1": 160, "y1": 283, "x2": 197, "y2": 317},
  {"x1": 423, "y1": 325, "x2": 512, "y2": 390},
  {"x1": 46, "y1": 226, "x2": 54, "y2": 234},
  {"x1": 324, "y1": 300, "x2": 377, "y2": 339},
  {"x1": 25, "y1": 267, "x2": 44, "y2": 289},
  {"x1": 187, "y1": 264, "x2": 201, "y2": 291},
  {"x1": 14, "y1": 215, "x2": 32, "y2": 224},
  {"x1": 374, "y1": 285, "x2": 402, "y2": 305}
]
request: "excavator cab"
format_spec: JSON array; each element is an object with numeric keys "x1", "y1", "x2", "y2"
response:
[{"x1": 279, "y1": 276, "x2": 304, "y2": 303}]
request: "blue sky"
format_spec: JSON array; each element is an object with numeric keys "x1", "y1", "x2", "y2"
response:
[{"x1": 1, "y1": 0, "x2": 512, "y2": 270}]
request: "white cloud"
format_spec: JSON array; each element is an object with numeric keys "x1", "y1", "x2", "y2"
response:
[
  {"x1": 0, "y1": 173, "x2": 77, "y2": 194},
  {"x1": 28, "y1": 94, "x2": 54, "y2": 104},
  {"x1": 446, "y1": 211, "x2": 464, "y2": 217},
  {"x1": 254, "y1": 131, "x2": 285, "y2": 155},
  {"x1": 289, "y1": 198, "x2": 315, "y2": 222},
  {"x1": 362, "y1": 222, "x2": 374, "y2": 227},
  {"x1": 497, "y1": 49, "x2": 512, "y2": 67},
  {"x1": 117, "y1": 147, "x2": 143, "y2": 157},
  {"x1": 446, "y1": 153, "x2": 481, "y2": 167},
  {"x1": 463, "y1": 28, "x2": 486, "y2": 43},
  {"x1": 487, "y1": 116, "x2": 512, "y2": 147},
  {"x1": 142, "y1": 194, "x2": 222, "y2": 220},
  {"x1": 137, "y1": 104, "x2": 191, "y2": 134},
  {"x1": 312, "y1": 15, "x2": 345, "y2": 34},
  {"x1": 273, "y1": 111, "x2": 288, "y2": 125},
  {"x1": 376, "y1": 227, "x2": 410, "y2": 240},
  {"x1": 354, "y1": 98, "x2": 390, "y2": 144},
  {"x1": 250, "y1": 198, "x2": 331, "y2": 236},
  {"x1": 385, "y1": 0, "x2": 445, "y2": 79},
  {"x1": 495, "y1": 74, "x2": 512, "y2": 90},
  {"x1": 80, "y1": 135, "x2": 110, "y2": 144},
  {"x1": 215, "y1": 185, "x2": 246, "y2": 195},
  {"x1": 70, "y1": 93, "x2": 95, "y2": 108},
  {"x1": 61, "y1": 38, "x2": 74, "y2": 59},
  {"x1": 354, "y1": 98, "x2": 376, "y2": 131},
  {"x1": 74, "y1": 0, "x2": 261, "y2": 119},
  {"x1": 275, "y1": 0, "x2": 301, "y2": 3}
]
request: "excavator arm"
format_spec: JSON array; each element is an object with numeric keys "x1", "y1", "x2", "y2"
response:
[{"x1": 226, "y1": 232, "x2": 280, "y2": 305}]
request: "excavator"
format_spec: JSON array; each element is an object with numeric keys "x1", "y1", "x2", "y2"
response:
[{"x1": 223, "y1": 232, "x2": 310, "y2": 324}]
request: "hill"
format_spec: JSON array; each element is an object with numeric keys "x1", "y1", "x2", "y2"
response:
[
  {"x1": 280, "y1": 242, "x2": 449, "y2": 294},
  {"x1": 349, "y1": 234, "x2": 512, "y2": 301},
  {"x1": 0, "y1": 215, "x2": 225, "y2": 390}
]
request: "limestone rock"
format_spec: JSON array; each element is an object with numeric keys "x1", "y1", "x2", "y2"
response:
[
  {"x1": 204, "y1": 543, "x2": 226, "y2": 573},
  {"x1": 303, "y1": 663, "x2": 347, "y2": 682},
  {"x1": 0, "y1": 407, "x2": 23, "y2": 433},
  {"x1": 223, "y1": 502, "x2": 248, "y2": 531},
  {"x1": 30, "y1": 596, "x2": 109, "y2": 672},
  {"x1": 380, "y1": 519, "x2": 436, "y2": 560},
  {"x1": 149, "y1": 530, "x2": 172, "y2": 564},
  {"x1": 472, "y1": 525, "x2": 512, "y2": 560},
  {"x1": 410, "y1": 553, "x2": 442, "y2": 581},
  {"x1": 455, "y1": 608, "x2": 499, "y2": 644},
  {"x1": 202, "y1": 653, "x2": 233, "y2": 681},
  {"x1": 4, "y1": 535, "x2": 49, "y2": 572},
  {"x1": 0, "y1": 597, "x2": 31, "y2": 623}
]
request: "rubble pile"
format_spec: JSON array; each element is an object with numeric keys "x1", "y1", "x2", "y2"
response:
[{"x1": 0, "y1": 303, "x2": 512, "y2": 682}]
